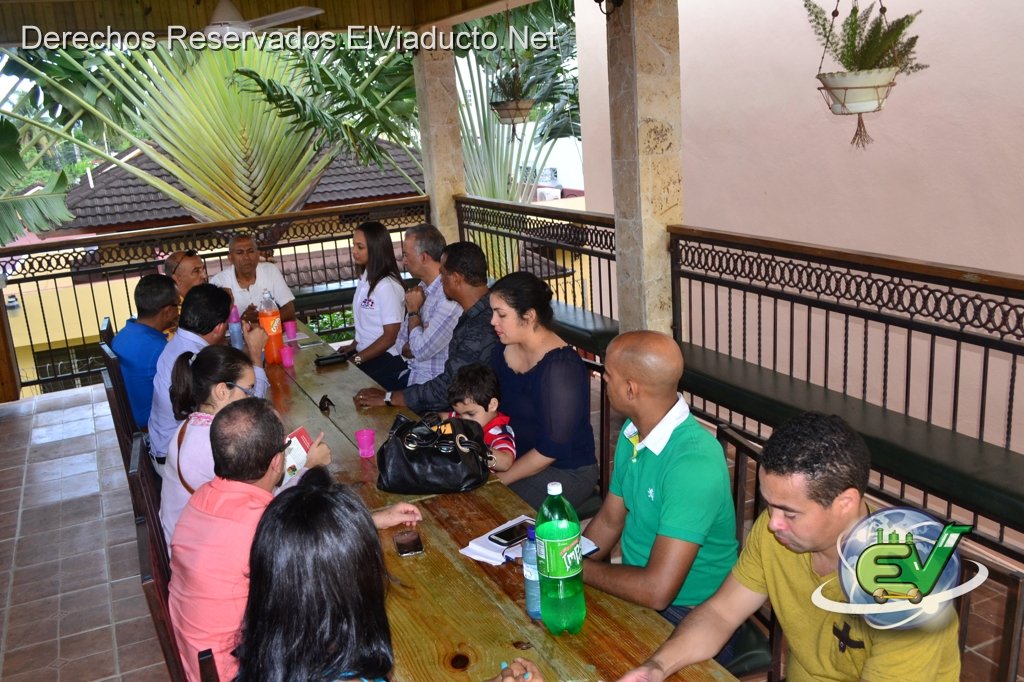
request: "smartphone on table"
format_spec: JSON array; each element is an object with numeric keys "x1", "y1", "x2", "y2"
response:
[
  {"x1": 488, "y1": 519, "x2": 534, "y2": 546},
  {"x1": 394, "y1": 529, "x2": 424, "y2": 557}
]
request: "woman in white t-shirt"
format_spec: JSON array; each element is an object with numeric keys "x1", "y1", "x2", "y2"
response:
[{"x1": 342, "y1": 221, "x2": 405, "y2": 369}]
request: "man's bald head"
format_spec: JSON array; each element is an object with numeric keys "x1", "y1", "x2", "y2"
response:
[{"x1": 607, "y1": 331, "x2": 684, "y2": 398}]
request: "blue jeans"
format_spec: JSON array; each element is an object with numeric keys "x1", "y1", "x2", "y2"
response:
[{"x1": 659, "y1": 604, "x2": 738, "y2": 666}]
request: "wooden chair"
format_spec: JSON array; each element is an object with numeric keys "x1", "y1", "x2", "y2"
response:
[
  {"x1": 99, "y1": 316, "x2": 115, "y2": 346},
  {"x1": 99, "y1": 341, "x2": 138, "y2": 471},
  {"x1": 198, "y1": 649, "x2": 220, "y2": 682},
  {"x1": 105, "y1": 370, "x2": 144, "y2": 517},
  {"x1": 956, "y1": 558, "x2": 1024, "y2": 681},
  {"x1": 128, "y1": 433, "x2": 170, "y2": 580},
  {"x1": 716, "y1": 425, "x2": 783, "y2": 681},
  {"x1": 130, "y1": 432, "x2": 183, "y2": 680}
]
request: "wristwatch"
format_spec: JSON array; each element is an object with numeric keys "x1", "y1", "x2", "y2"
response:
[
  {"x1": 353, "y1": 355, "x2": 363, "y2": 366},
  {"x1": 384, "y1": 391, "x2": 393, "y2": 406},
  {"x1": 407, "y1": 311, "x2": 420, "y2": 319}
]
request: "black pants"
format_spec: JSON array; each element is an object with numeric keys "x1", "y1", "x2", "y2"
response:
[{"x1": 358, "y1": 353, "x2": 410, "y2": 391}]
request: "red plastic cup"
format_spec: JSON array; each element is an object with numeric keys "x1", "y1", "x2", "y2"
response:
[
  {"x1": 279, "y1": 345, "x2": 295, "y2": 367},
  {"x1": 355, "y1": 429, "x2": 375, "y2": 458}
]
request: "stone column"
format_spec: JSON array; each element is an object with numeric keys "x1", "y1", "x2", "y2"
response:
[
  {"x1": 413, "y1": 48, "x2": 465, "y2": 244},
  {"x1": 606, "y1": 0, "x2": 682, "y2": 334}
]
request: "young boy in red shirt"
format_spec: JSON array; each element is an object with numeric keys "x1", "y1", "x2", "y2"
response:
[{"x1": 448, "y1": 363, "x2": 517, "y2": 472}]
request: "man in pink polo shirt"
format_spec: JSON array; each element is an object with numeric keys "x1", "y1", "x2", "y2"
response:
[
  {"x1": 168, "y1": 398, "x2": 290, "y2": 682},
  {"x1": 168, "y1": 398, "x2": 421, "y2": 681}
]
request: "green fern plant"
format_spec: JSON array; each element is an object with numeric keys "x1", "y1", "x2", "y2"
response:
[
  {"x1": 492, "y1": 66, "x2": 530, "y2": 103},
  {"x1": 804, "y1": 1, "x2": 928, "y2": 75}
]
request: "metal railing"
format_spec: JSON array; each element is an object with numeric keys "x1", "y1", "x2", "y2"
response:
[
  {"x1": 669, "y1": 225, "x2": 1024, "y2": 451},
  {"x1": 0, "y1": 196, "x2": 429, "y2": 395},
  {"x1": 455, "y1": 194, "x2": 617, "y2": 319},
  {"x1": 669, "y1": 224, "x2": 1024, "y2": 560}
]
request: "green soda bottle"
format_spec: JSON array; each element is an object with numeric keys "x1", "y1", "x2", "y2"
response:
[{"x1": 535, "y1": 481, "x2": 586, "y2": 635}]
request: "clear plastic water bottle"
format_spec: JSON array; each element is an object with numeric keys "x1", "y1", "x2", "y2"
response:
[
  {"x1": 227, "y1": 304, "x2": 245, "y2": 351},
  {"x1": 535, "y1": 482, "x2": 586, "y2": 635},
  {"x1": 258, "y1": 291, "x2": 282, "y2": 364},
  {"x1": 522, "y1": 525, "x2": 542, "y2": 620}
]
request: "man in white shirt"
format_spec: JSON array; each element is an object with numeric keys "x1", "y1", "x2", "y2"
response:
[
  {"x1": 148, "y1": 284, "x2": 268, "y2": 470},
  {"x1": 358, "y1": 224, "x2": 461, "y2": 390},
  {"x1": 210, "y1": 233, "x2": 295, "y2": 323}
]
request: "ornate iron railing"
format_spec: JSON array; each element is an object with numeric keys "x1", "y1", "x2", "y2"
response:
[
  {"x1": 670, "y1": 225, "x2": 1024, "y2": 451},
  {"x1": 0, "y1": 197, "x2": 429, "y2": 395},
  {"x1": 455, "y1": 194, "x2": 617, "y2": 319},
  {"x1": 670, "y1": 224, "x2": 1024, "y2": 563}
]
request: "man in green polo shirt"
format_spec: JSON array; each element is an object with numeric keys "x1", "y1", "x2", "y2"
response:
[{"x1": 582, "y1": 331, "x2": 738, "y2": 656}]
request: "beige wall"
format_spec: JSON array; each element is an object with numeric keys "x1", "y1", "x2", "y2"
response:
[
  {"x1": 677, "y1": 0, "x2": 1024, "y2": 276},
  {"x1": 575, "y1": 0, "x2": 614, "y2": 215},
  {"x1": 575, "y1": 1, "x2": 1024, "y2": 275}
]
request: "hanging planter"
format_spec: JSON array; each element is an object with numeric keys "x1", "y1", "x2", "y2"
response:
[
  {"x1": 817, "y1": 67, "x2": 897, "y2": 114},
  {"x1": 489, "y1": 66, "x2": 536, "y2": 127},
  {"x1": 490, "y1": 98, "x2": 536, "y2": 125},
  {"x1": 804, "y1": 0, "x2": 928, "y2": 148}
]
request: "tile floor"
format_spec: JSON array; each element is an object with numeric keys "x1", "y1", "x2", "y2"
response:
[
  {"x1": 0, "y1": 385, "x2": 168, "y2": 681},
  {"x1": 0, "y1": 382, "x2": 1021, "y2": 681}
]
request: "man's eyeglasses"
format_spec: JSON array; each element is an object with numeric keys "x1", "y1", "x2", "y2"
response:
[
  {"x1": 280, "y1": 438, "x2": 293, "y2": 454},
  {"x1": 169, "y1": 249, "x2": 199, "y2": 276},
  {"x1": 226, "y1": 382, "x2": 257, "y2": 398}
]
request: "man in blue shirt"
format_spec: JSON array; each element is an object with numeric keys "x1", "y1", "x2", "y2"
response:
[{"x1": 111, "y1": 274, "x2": 180, "y2": 428}]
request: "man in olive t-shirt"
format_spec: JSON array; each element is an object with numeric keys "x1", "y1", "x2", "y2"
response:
[{"x1": 617, "y1": 412, "x2": 960, "y2": 682}]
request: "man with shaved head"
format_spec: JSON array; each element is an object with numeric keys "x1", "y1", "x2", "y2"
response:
[{"x1": 582, "y1": 331, "x2": 739, "y2": 658}]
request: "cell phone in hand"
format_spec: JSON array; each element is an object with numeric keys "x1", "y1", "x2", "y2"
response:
[
  {"x1": 488, "y1": 519, "x2": 534, "y2": 546},
  {"x1": 394, "y1": 529, "x2": 424, "y2": 557}
]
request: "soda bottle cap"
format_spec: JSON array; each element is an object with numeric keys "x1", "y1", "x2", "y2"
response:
[
  {"x1": 527, "y1": 525, "x2": 536, "y2": 540},
  {"x1": 228, "y1": 305, "x2": 240, "y2": 323},
  {"x1": 547, "y1": 482, "x2": 562, "y2": 496}
]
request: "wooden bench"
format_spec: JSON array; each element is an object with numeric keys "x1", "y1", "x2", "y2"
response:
[
  {"x1": 292, "y1": 272, "x2": 420, "y2": 313},
  {"x1": 680, "y1": 342, "x2": 1024, "y2": 536}
]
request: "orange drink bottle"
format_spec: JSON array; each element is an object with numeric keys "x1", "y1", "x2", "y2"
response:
[{"x1": 258, "y1": 291, "x2": 283, "y2": 364}]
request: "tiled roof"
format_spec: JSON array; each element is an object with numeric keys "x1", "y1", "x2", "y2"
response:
[{"x1": 58, "y1": 143, "x2": 423, "y2": 232}]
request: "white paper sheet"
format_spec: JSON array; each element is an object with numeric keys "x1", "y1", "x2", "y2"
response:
[{"x1": 460, "y1": 515, "x2": 598, "y2": 566}]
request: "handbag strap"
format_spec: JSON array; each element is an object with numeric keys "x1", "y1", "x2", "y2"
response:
[{"x1": 176, "y1": 419, "x2": 196, "y2": 495}]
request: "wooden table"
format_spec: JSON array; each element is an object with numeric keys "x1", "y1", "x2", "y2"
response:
[{"x1": 272, "y1": 325, "x2": 736, "y2": 682}]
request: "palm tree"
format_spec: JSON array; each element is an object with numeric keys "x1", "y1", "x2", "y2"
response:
[
  {"x1": 0, "y1": 117, "x2": 72, "y2": 244},
  {"x1": 0, "y1": 41, "x2": 422, "y2": 245}
]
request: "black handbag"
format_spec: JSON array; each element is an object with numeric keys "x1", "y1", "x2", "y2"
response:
[{"x1": 376, "y1": 414, "x2": 490, "y2": 494}]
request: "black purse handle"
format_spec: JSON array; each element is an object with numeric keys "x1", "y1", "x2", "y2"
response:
[{"x1": 401, "y1": 419, "x2": 486, "y2": 460}]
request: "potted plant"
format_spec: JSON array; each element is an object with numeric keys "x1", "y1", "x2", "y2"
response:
[
  {"x1": 804, "y1": 1, "x2": 927, "y2": 145},
  {"x1": 489, "y1": 66, "x2": 535, "y2": 125}
]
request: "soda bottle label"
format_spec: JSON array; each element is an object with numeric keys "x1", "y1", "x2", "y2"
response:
[
  {"x1": 537, "y1": 535, "x2": 583, "y2": 579},
  {"x1": 259, "y1": 314, "x2": 281, "y2": 335}
]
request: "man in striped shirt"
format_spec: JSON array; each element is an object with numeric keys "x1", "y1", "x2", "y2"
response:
[{"x1": 358, "y1": 223, "x2": 462, "y2": 390}]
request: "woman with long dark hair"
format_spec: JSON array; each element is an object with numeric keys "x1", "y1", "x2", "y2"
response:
[
  {"x1": 233, "y1": 468, "x2": 541, "y2": 682},
  {"x1": 234, "y1": 469, "x2": 393, "y2": 681},
  {"x1": 340, "y1": 221, "x2": 405, "y2": 369},
  {"x1": 489, "y1": 272, "x2": 598, "y2": 509}
]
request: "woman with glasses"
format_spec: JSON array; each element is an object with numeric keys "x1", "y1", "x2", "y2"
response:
[
  {"x1": 337, "y1": 221, "x2": 405, "y2": 371},
  {"x1": 159, "y1": 345, "x2": 329, "y2": 552}
]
